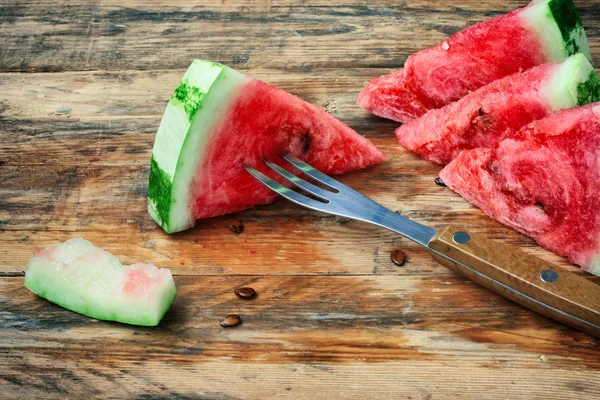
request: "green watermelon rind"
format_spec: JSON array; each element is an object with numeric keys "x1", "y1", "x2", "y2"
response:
[
  {"x1": 519, "y1": 0, "x2": 592, "y2": 63},
  {"x1": 24, "y1": 238, "x2": 177, "y2": 327},
  {"x1": 547, "y1": 0, "x2": 590, "y2": 60},
  {"x1": 540, "y1": 53, "x2": 599, "y2": 110},
  {"x1": 148, "y1": 61, "x2": 246, "y2": 233},
  {"x1": 577, "y1": 71, "x2": 600, "y2": 105},
  {"x1": 25, "y1": 273, "x2": 176, "y2": 326},
  {"x1": 148, "y1": 156, "x2": 172, "y2": 231}
]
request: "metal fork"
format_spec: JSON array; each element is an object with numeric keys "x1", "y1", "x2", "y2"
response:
[
  {"x1": 244, "y1": 154, "x2": 600, "y2": 338},
  {"x1": 246, "y1": 154, "x2": 435, "y2": 247}
]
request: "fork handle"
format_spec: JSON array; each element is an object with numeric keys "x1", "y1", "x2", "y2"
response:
[{"x1": 428, "y1": 225, "x2": 600, "y2": 338}]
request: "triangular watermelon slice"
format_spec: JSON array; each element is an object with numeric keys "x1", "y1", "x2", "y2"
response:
[
  {"x1": 358, "y1": 0, "x2": 592, "y2": 123},
  {"x1": 149, "y1": 60, "x2": 385, "y2": 234},
  {"x1": 396, "y1": 53, "x2": 600, "y2": 165},
  {"x1": 440, "y1": 103, "x2": 600, "y2": 276}
]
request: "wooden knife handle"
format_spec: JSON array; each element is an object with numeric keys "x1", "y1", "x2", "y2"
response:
[{"x1": 428, "y1": 225, "x2": 600, "y2": 338}]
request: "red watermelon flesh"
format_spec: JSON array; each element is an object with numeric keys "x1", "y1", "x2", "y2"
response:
[
  {"x1": 149, "y1": 60, "x2": 386, "y2": 233},
  {"x1": 440, "y1": 103, "x2": 600, "y2": 276},
  {"x1": 395, "y1": 54, "x2": 598, "y2": 165},
  {"x1": 191, "y1": 79, "x2": 386, "y2": 220},
  {"x1": 358, "y1": 0, "x2": 591, "y2": 123}
]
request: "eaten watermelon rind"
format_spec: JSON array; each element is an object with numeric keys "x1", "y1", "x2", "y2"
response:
[
  {"x1": 24, "y1": 238, "x2": 177, "y2": 326},
  {"x1": 148, "y1": 61, "x2": 246, "y2": 233},
  {"x1": 519, "y1": 0, "x2": 591, "y2": 63},
  {"x1": 540, "y1": 53, "x2": 598, "y2": 110}
]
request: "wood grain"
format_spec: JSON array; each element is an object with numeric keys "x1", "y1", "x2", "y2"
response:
[
  {"x1": 430, "y1": 225, "x2": 600, "y2": 338},
  {"x1": 0, "y1": 1, "x2": 543, "y2": 72},
  {"x1": 2, "y1": 0, "x2": 600, "y2": 398},
  {"x1": 1, "y1": 1, "x2": 598, "y2": 73},
  {"x1": 2, "y1": 275, "x2": 600, "y2": 399}
]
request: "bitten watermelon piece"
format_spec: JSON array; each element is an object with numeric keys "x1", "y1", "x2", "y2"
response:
[
  {"x1": 149, "y1": 60, "x2": 385, "y2": 234},
  {"x1": 396, "y1": 53, "x2": 600, "y2": 165},
  {"x1": 24, "y1": 238, "x2": 176, "y2": 326},
  {"x1": 440, "y1": 103, "x2": 600, "y2": 276},
  {"x1": 358, "y1": 0, "x2": 592, "y2": 123}
]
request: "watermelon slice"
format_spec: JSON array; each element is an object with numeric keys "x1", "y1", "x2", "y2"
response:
[
  {"x1": 24, "y1": 238, "x2": 176, "y2": 326},
  {"x1": 440, "y1": 103, "x2": 600, "y2": 276},
  {"x1": 149, "y1": 60, "x2": 385, "y2": 234},
  {"x1": 358, "y1": 0, "x2": 592, "y2": 123},
  {"x1": 395, "y1": 53, "x2": 600, "y2": 165}
]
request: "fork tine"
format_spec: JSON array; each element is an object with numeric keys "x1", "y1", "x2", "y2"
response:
[
  {"x1": 264, "y1": 160, "x2": 333, "y2": 201},
  {"x1": 282, "y1": 154, "x2": 347, "y2": 191},
  {"x1": 244, "y1": 166, "x2": 331, "y2": 212}
]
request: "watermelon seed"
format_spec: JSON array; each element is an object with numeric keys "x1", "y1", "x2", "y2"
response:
[
  {"x1": 391, "y1": 249, "x2": 406, "y2": 266},
  {"x1": 300, "y1": 134, "x2": 311, "y2": 153},
  {"x1": 535, "y1": 201, "x2": 545, "y2": 211},
  {"x1": 220, "y1": 314, "x2": 242, "y2": 328},
  {"x1": 478, "y1": 108, "x2": 485, "y2": 116},
  {"x1": 434, "y1": 177, "x2": 446, "y2": 187},
  {"x1": 234, "y1": 287, "x2": 256, "y2": 299},
  {"x1": 229, "y1": 221, "x2": 245, "y2": 234}
]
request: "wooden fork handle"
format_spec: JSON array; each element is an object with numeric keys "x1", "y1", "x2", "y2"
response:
[{"x1": 428, "y1": 225, "x2": 600, "y2": 338}]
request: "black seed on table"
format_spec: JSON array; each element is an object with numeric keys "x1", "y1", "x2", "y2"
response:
[
  {"x1": 229, "y1": 221, "x2": 245, "y2": 234},
  {"x1": 391, "y1": 249, "x2": 406, "y2": 266},
  {"x1": 220, "y1": 314, "x2": 242, "y2": 328},
  {"x1": 300, "y1": 133, "x2": 311, "y2": 153},
  {"x1": 434, "y1": 177, "x2": 446, "y2": 187},
  {"x1": 234, "y1": 287, "x2": 256, "y2": 299}
]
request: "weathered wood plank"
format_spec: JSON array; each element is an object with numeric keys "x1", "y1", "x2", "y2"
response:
[
  {"x1": 2, "y1": 64, "x2": 599, "y2": 157},
  {"x1": 0, "y1": 67, "x2": 402, "y2": 126},
  {"x1": 1, "y1": 275, "x2": 599, "y2": 399},
  {"x1": 0, "y1": 68, "x2": 399, "y2": 169},
  {"x1": 0, "y1": 156, "x2": 582, "y2": 277},
  {"x1": 2, "y1": 1, "x2": 600, "y2": 398},
  {"x1": 1, "y1": 0, "x2": 598, "y2": 72},
  {"x1": 2, "y1": 362, "x2": 599, "y2": 400}
]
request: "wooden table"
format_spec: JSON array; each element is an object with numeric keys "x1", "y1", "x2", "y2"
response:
[{"x1": 2, "y1": 1, "x2": 600, "y2": 398}]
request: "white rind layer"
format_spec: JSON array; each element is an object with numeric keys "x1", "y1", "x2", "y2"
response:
[
  {"x1": 519, "y1": 0, "x2": 591, "y2": 63},
  {"x1": 152, "y1": 62, "x2": 225, "y2": 179},
  {"x1": 590, "y1": 255, "x2": 600, "y2": 276},
  {"x1": 519, "y1": 0, "x2": 567, "y2": 62},
  {"x1": 170, "y1": 67, "x2": 246, "y2": 232},
  {"x1": 148, "y1": 60, "x2": 246, "y2": 232},
  {"x1": 540, "y1": 53, "x2": 594, "y2": 110}
]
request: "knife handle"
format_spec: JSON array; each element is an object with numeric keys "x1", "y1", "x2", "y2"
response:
[{"x1": 428, "y1": 225, "x2": 600, "y2": 338}]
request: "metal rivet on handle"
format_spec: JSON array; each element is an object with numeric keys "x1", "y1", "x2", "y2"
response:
[
  {"x1": 452, "y1": 231, "x2": 471, "y2": 244},
  {"x1": 540, "y1": 269, "x2": 559, "y2": 283}
]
